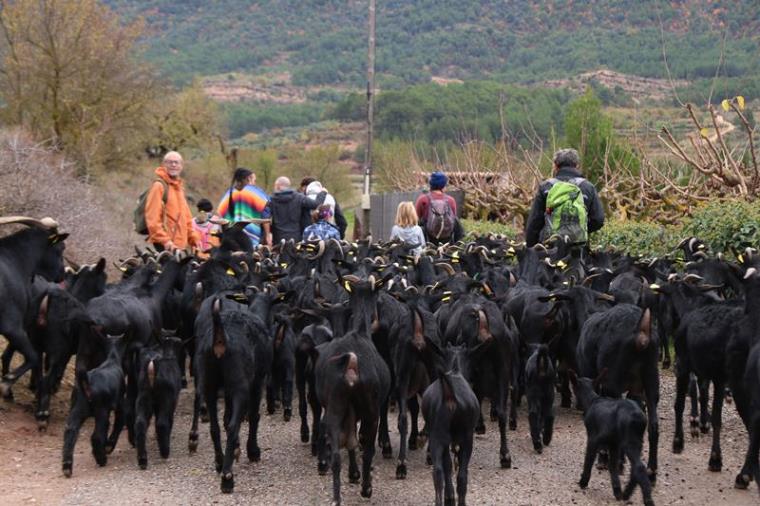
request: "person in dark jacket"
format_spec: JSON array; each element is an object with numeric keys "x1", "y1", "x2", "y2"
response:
[
  {"x1": 524, "y1": 148, "x2": 605, "y2": 247},
  {"x1": 299, "y1": 176, "x2": 348, "y2": 239},
  {"x1": 268, "y1": 176, "x2": 326, "y2": 243}
]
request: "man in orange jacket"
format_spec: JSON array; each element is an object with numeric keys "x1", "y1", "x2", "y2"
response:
[{"x1": 145, "y1": 151, "x2": 200, "y2": 252}]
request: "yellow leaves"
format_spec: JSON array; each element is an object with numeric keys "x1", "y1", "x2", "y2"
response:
[
  {"x1": 737, "y1": 96, "x2": 745, "y2": 110},
  {"x1": 721, "y1": 99, "x2": 730, "y2": 112},
  {"x1": 722, "y1": 96, "x2": 745, "y2": 111},
  {"x1": 699, "y1": 128, "x2": 709, "y2": 139}
]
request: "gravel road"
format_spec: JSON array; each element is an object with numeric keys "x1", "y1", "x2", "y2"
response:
[{"x1": 0, "y1": 370, "x2": 754, "y2": 505}]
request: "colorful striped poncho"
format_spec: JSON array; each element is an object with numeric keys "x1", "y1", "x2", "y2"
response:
[{"x1": 217, "y1": 184, "x2": 271, "y2": 245}]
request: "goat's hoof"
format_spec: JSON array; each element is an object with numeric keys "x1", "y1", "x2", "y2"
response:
[
  {"x1": 700, "y1": 422, "x2": 711, "y2": 434},
  {"x1": 37, "y1": 419, "x2": 48, "y2": 432},
  {"x1": 672, "y1": 437, "x2": 684, "y2": 454},
  {"x1": 734, "y1": 473, "x2": 751, "y2": 489},
  {"x1": 266, "y1": 405, "x2": 275, "y2": 415},
  {"x1": 188, "y1": 435, "x2": 199, "y2": 453},
  {"x1": 500, "y1": 454, "x2": 512, "y2": 469},
  {"x1": 349, "y1": 468, "x2": 361, "y2": 483},
  {"x1": 475, "y1": 424, "x2": 486, "y2": 435},
  {"x1": 408, "y1": 436, "x2": 418, "y2": 450},
  {"x1": 613, "y1": 486, "x2": 622, "y2": 500},
  {"x1": 543, "y1": 433, "x2": 553, "y2": 446},
  {"x1": 662, "y1": 358, "x2": 671, "y2": 369},
  {"x1": 62, "y1": 462, "x2": 72, "y2": 478},
  {"x1": 647, "y1": 468, "x2": 657, "y2": 485},
  {"x1": 318, "y1": 461, "x2": 329, "y2": 476},
  {"x1": 360, "y1": 485, "x2": 372, "y2": 498},
  {"x1": 396, "y1": 463, "x2": 407, "y2": 479},
  {"x1": 300, "y1": 429, "x2": 310, "y2": 443},
  {"x1": 689, "y1": 418, "x2": 699, "y2": 438},
  {"x1": 0, "y1": 382, "x2": 13, "y2": 401},
  {"x1": 644, "y1": 500, "x2": 655, "y2": 506},
  {"x1": 381, "y1": 444, "x2": 393, "y2": 459},
  {"x1": 283, "y1": 408, "x2": 292, "y2": 422},
  {"x1": 247, "y1": 445, "x2": 261, "y2": 462},
  {"x1": 578, "y1": 478, "x2": 589, "y2": 489},
  {"x1": 138, "y1": 457, "x2": 147, "y2": 470},
  {"x1": 708, "y1": 454, "x2": 722, "y2": 472},
  {"x1": 533, "y1": 441, "x2": 543, "y2": 454},
  {"x1": 95, "y1": 454, "x2": 107, "y2": 467},
  {"x1": 221, "y1": 473, "x2": 234, "y2": 494}
]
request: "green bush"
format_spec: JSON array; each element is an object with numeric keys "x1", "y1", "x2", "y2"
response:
[
  {"x1": 461, "y1": 219, "x2": 518, "y2": 240},
  {"x1": 590, "y1": 221, "x2": 678, "y2": 257},
  {"x1": 590, "y1": 198, "x2": 760, "y2": 258},
  {"x1": 682, "y1": 199, "x2": 760, "y2": 254}
]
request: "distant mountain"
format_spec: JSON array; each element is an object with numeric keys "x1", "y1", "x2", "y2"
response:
[{"x1": 107, "y1": 0, "x2": 759, "y2": 87}]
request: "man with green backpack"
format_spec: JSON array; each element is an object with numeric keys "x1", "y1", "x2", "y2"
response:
[{"x1": 525, "y1": 148, "x2": 605, "y2": 247}]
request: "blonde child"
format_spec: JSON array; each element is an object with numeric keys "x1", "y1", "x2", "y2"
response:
[{"x1": 390, "y1": 201, "x2": 425, "y2": 256}]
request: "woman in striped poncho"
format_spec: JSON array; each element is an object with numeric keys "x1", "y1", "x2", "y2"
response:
[{"x1": 217, "y1": 168, "x2": 272, "y2": 246}]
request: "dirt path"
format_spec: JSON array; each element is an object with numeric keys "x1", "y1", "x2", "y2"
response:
[{"x1": 0, "y1": 371, "x2": 754, "y2": 506}]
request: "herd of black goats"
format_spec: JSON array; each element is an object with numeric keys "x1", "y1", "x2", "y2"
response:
[{"x1": 2, "y1": 216, "x2": 760, "y2": 506}]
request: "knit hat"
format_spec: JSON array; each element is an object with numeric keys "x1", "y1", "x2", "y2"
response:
[{"x1": 429, "y1": 171, "x2": 448, "y2": 190}]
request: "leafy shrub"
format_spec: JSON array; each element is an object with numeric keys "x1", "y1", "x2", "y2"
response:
[
  {"x1": 590, "y1": 221, "x2": 678, "y2": 257},
  {"x1": 461, "y1": 219, "x2": 518, "y2": 240},
  {"x1": 682, "y1": 199, "x2": 760, "y2": 254}
]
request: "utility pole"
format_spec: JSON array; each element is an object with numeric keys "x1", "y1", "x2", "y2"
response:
[{"x1": 361, "y1": 0, "x2": 376, "y2": 239}]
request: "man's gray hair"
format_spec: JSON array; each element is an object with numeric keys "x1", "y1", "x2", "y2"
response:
[
  {"x1": 274, "y1": 176, "x2": 291, "y2": 190},
  {"x1": 553, "y1": 148, "x2": 580, "y2": 168}
]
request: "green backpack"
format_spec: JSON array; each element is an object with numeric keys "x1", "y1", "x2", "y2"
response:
[
  {"x1": 133, "y1": 179, "x2": 168, "y2": 235},
  {"x1": 542, "y1": 177, "x2": 588, "y2": 243}
]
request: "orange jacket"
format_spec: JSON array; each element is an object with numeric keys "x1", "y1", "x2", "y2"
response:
[{"x1": 145, "y1": 167, "x2": 200, "y2": 249}]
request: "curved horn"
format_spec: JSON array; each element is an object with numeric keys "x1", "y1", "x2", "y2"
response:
[
  {"x1": 692, "y1": 251, "x2": 708, "y2": 260},
  {"x1": 368, "y1": 274, "x2": 376, "y2": 291},
  {"x1": 0, "y1": 216, "x2": 58, "y2": 229},
  {"x1": 342, "y1": 274, "x2": 361, "y2": 284},
  {"x1": 307, "y1": 240, "x2": 326, "y2": 260},
  {"x1": 156, "y1": 250, "x2": 174, "y2": 263},
  {"x1": 744, "y1": 267, "x2": 758, "y2": 280},
  {"x1": 435, "y1": 263, "x2": 456, "y2": 276},
  {"x1": 328, "y1": 238, "x2": 344, "y2": 259},
  {"x1": 683, "y1": 273, "x2": 704, "y2": 284}
]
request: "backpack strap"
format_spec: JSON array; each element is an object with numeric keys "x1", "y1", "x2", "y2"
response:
[{"x1": 155, "y1": 179, "x2": 169, "y2": 232}]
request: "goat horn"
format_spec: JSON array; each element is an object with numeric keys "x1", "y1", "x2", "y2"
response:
[
  {"x1": 64, "y1": 255, "x2": 81, "y2": 271},
  {"x1": 683, "y1": 273, "x2": 704, "y2": 283},
  {"x1": 307, "y1": 240, "x2": 326, "y2": 260},
  {"x1": 435, "y1": 262, "x2": 456, "y2": 276},
  {"x1": 369, "y1": 274, "x2": 376, "y2": 290},
  {"x1": 329, "y1": 238, "x2": 344, "y2": 259},
  {"x1": 156, "y1": 250, "x2": 173, "y2": 263},
  {"x1": 692, "y1": 251, "x2": 708, "y2": 260},
  {"x1": 342, "y1": 275, "x2": 361, "y2": 284},
  {"x1": 0, "y1": 216, "x2": 58, "y2": 230},
  {"x1": 744, "y1": 267, "x2": 758, "y2": 280}
]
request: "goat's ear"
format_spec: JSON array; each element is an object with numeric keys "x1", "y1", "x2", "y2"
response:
[
  {"x1": 95, "y1": 257, "x2": 107, "y2": 273},
  {"x1": 639, "y1": 308, "x2": 651, "y2": 336}
]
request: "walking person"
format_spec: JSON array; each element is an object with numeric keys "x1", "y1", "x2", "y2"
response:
[
  {"x1": 303, "y1": 205, "x2": 341, "y2": 241},
  {"x1": 144, "y1": 151, "x2": 200, "y2": 252},
  {"x1": 299, "y1": 176, "x2": 348, "y2": 239},
  {"x1": 389, "y1": 201, "x2": 426, "y2": 256},
  {"x1": 524, "y1": 148, "x2": 605, "y2": 247},
  {"x1": 268, "y1": 176, "x2": 326, "y2": 243},
  {"x1": 414, "y1": 171, "x2": 462, "y2": 245},
  {"x1": 217, "y1": 168, "x2": 272, "y2": 247},
  {"x1": 192, "y1": 198, "x2": 221, "y2": 256}
]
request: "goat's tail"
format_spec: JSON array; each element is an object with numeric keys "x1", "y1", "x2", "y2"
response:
[
  {"x1": 147, "y1": 359, "x2": 156, "y2": 388},
  {"x1": 212, "y1": 297, "x2": 226, "y2": 358}
]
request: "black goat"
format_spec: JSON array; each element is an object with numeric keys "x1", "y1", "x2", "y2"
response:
[
  {"x1": 295, "y1": 319, "x2": 333, "y2": 455},
  {"x1": 570, "y1": 370, "x2": 654, "y2": 506},
  {"x1": 0, "y1": 217, "x2": 68, "y2": 399},
  {"x1": 576, "y1": 304, "x2": 660, "y2": 483},
  {"x1": 422, "y1": 343, "x2": 479, "y2": 506},
  {"x1": 314, "y1": 330, "x2": 391, "y2": 505},
  {"x1": 62, "y1": 336, "x2": 126, "y2": 477},
  {"x1": 135, "y1": 334, "x2": 183, "y2": 469},
  {"x1": 525, "y1": 343, "x2": 555, "y2": 453},
  {"x1": 266, "y1": 315, "x2": 296, "y2": 421}
]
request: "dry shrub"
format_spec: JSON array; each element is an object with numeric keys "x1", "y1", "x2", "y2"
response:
[{"x1": 0, "y1": 129, "x2": 133, "y2": 265}]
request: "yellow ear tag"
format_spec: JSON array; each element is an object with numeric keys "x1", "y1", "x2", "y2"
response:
[
  {"x1": 507, "y1": 247, "x2": 515, "y2": 255},
  {"x1": 441, "y1": 296, "x2": 451, "y2": 302},
  {"x1": 344, "y1": 281, "x2": 352, "y2": 293},
  {"x1": 119, "y1": 267, "x2": 128, "y2": 272},
  {"x1": 226, "y1": 268, "x2": 236, "y2": 276},
  {"x1": 557, "y1": 260, "x2": 567, "y2": 270},
  {"x1": 738, "y1": 254, "x2": 744, "y2": 264},
  {"x1": 649, "y1": 284, "x2": 660, "y2": 290},
  {"x1": 280, "y1": 263, "x2": 288, "y2": 268}
]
